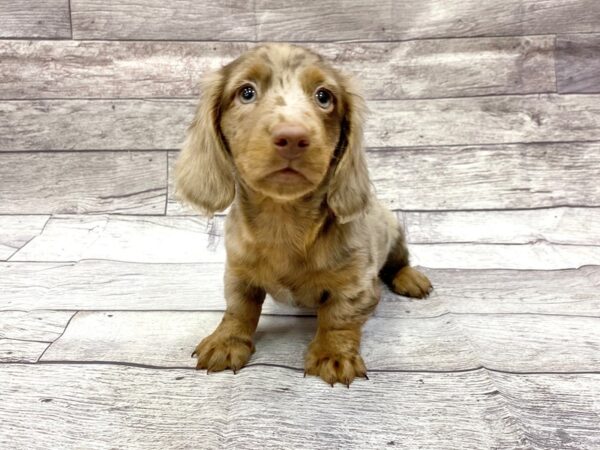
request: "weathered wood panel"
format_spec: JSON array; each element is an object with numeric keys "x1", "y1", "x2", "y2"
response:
[
  {"x1": 0, "y1": 364, "x2": 529, "y2": 449},
  {"x1": 0, "y1": 339, "x2": 48, "y2": 362},
  {"x1": 0, "y1": 310, "x2": 72, "y2": 342},
  {"x1": 4, "y1": 95, "x2": 600, "y2": 151},
  {"x1": 393, "y1": 0, "x2": 600, "y2": 39},
  {"x1": 42, "y1": 312, "x2": 479, "y2": 371},
  {"x1": 42, "y1": 311, "x2": 600, "y2": 372},
  {"x1": 556, "y1": 34, "x2": 600, "y2": 94},
  {"x1": 0, "y1": 37, "x2": 556, "y2": 100},
  {"x1": 490, "y1": 372, "x2": 600, "y2": 449},
  {"x1": 399, "y1": 208, "x2": 600, "y2": 245},
  {"x1": 68, "y1": 0, "x2": 600, "y2": 41},
  {"x1": 70, "y1": 0, "x2": 256, "y2": 40},
  {"x1": 365, "y1": 95, "x2": 600, "y2": 147},
  {"x1": 0, "y1": 216, "x2": 49, "y2": 260},
  {"x1": 9, "y1": 215, "x2": 600, "y2": 268},
  {"x1": 259, "y1": 0, "x2": 600, "y2": 40},
  {"x1": 0, "y1": 364, "x2": 227, "y2": 449},
  {"x1": 0, "y1": 0, "x2": 71, "y2": 38},
  {"x1": 454, "y1": 315, "x2": 600, "y2": 372},
  {"x1": 169, "y1": 143, "x2": 600, "y2": 213},
  {"x1": 256, "y1": 0, "x2": 395, "y2": 41},
  {"x1": 1, "y1": 262, "x2": 598, "y2": 317},
  {"x1": 411, "y1": 242, "x2": 600, "y2": 270},
  {"x1": 370, "y1": 143, "x2": 600, "y2": 210},
  {"x1": 10, "y1": 215, "x2": 226, "y2": 263},
  {"x1": 0, "y1": 152, "x2": 166, "y2": 214},
  {"x1": 0, "y1": 99, "x2": 192, "y2": 151}
]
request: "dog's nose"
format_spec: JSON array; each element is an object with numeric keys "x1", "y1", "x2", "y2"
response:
[{"x1": 272, "y1": 123, "x2": 310, "y2": 160}]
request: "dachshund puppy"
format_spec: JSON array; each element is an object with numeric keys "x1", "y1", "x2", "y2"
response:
[{"x1": 176, "y1": 43, "x2": 432, "y2": 386}]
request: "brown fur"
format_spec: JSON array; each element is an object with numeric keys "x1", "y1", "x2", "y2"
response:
[{"x1": 175, "y1": 43, "x2": 433, "y2": 386}]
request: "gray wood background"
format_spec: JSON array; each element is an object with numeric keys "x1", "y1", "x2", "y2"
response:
[{"x1": 1, "y1": 1, "x2": 599, "y2": 449}]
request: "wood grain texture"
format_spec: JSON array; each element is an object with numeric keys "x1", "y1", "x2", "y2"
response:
[
  {"x1": 10, "y1": 215, "x2": 226, "y2": 263},
  {"x1": 0, "y1": 99, "x2": 192, "y2": 151},
  {"x1": 391, "y1": 0, "x2": 600, "y2": 39},
  {"x1": 369, "y1": 143, "x2": 600, "y2": 210},
  {"x1": 9, "y1": 215, "x2": 600, "y2": 268},
  {"x1": 4, "y1": 95, "x2": 600, "y2": 151},
  {"x1": 169, "y1": 143, "x2": 600, "y2": 213},
  {"x1": 0, "y1": 37, "x2": 555, "y2": 100},
  {"x1": 490, "y1": 372, "x2": 600, "y2": 449},
  {"x1": 0, "y1": 339, "x2": 48, "y2": 363},
  {"x1": 0, "y1": 0, "x2": 71, "y2": 38},
  {"x1": 256, "y1": 0, "x2": 394, "y2": 41},
  {"x1": 70, "y1": 0, "x2": 256, "y2": 40},
  {"x1": 0, "y1": 364, "x2": 531, "y2": 450},
  {"x1": 556, "y1": 34, "x2": 600, "y2": 94},
  {"x1": 399, "y1": 208, "x2": 600, "y2": 245},
  {"x1": 42, "y1": 310, "x2": 600, "y2": 372},
  {"x1": 0, "y1": 310, "x2": 72, "y2": 342},
  {"x1": 365, "y1": 95, "x2": 600, "y2": 147},
  {"x1": 42, "y1": 311, "x2": 479, "y2": 371},
  {"x1": 0, "y1": 152, "x2": 166, "y2": 214},
  {"x1": 1, "y1": 261, "x2": 599, "y2": 317},
  {"x1": 0, "y1": 216, "x2": 49, "y2": 260}
]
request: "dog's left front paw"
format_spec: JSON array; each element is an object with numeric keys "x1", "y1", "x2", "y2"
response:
[{"x1": 304, "y1": 343, "x2": 368, "y2": 387}]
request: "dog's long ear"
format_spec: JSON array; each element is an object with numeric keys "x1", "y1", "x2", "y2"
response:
[
  {"x1": 175, "y1": 71, "x2": 235, "y2": 216},
  {"x1": 327, "y1": 77, "x2": 371, "y2": 223}
]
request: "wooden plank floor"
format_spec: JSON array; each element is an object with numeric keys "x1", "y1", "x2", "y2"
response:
[{"x1": 1, "y1": 1, "x2": 600, "y2": 449}]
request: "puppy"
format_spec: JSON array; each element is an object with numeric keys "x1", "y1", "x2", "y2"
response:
[{"x1": 176, "y1": 43, "x2": 432, "y2": 386}]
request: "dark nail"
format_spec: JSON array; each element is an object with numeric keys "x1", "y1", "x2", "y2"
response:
[
  {"x1": 364, "y1": 374, "x2": 369, "y2": 380},
  {"x1": 191, "y1": 351, "x2": 197, "y2": 358}
]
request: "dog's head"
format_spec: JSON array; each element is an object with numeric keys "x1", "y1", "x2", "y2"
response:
[{"x1": 175, "y1": 43, "x2": 370, "y2": 223}]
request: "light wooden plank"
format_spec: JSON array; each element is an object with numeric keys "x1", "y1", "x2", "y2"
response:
[
  {"x1": 399, "y1": 208, "x2": 600, "y2": 245},
  {"x1": 70, "y1": 0, "x2": 255, "y2": 40},
  {"x1": 256, "y1": 0, "x2": 394, "y2": 41},
  {"x1": 0, "y1": 37, "x2": 556, "y2": 100},
  {"x1": 42, "y1": 311, "x2": 600, "y2": 372},
  {"x1": 0, "y1": 364, "x2": 227, "y2": 449},
  {"x1": 369, "y1": 143, "x2": 600, "y2": 210},
  {"x1": 390, "y1": 0, "x2": 600, "y2": 39},
  {"x1": 0, "y1": 339, "x2": 48, "y2": 362},
  {"x1": 42, "y1": 311, "x2": 479, "y2": 371},
  {"x1": 411, "y1": 242, "x2": 600, "y2": 270},
  {"x1": 0, "y1": 152, "x2": 166, "y2": 215},
  {"x1": 4, "y1": 95, "x2": 600, "y2": 151},
  {"x1": 556, "y1": 34, "x2": 600, "y2": 94},
  {"x1": 0, "y1": 0, "x2": 71, "y2": 38},
  {"x1": 0, "y1": 99, "x2": 192, "y2": 151},
  {"x1": 1, "y1": 262, "x2": 599, "y2": 317},
  {"x1": 490, "y1": 372, "x2": 600, "y2": 449},
  {"x1": 0, "y1": 310, "x2": 72, "y2": 342},
  {"x1": 10, "y1": 215, "x2": 600, "y2": 269},
  {"x1": 10, "y1": 215, "x2": 226, "y2": 263},
  {"x1": 364, "y1": 95, "x2": 600, "y2": 147},
  {"x1": 256, "y1": 0, "x2": 600, "y2": 41},
  {"x1": 169, "y1": 143, "x2": 600, "y2": 213},
  {"x1": 0, "y1": 364, "x2": 529, "y2": 449},
  {"x1": 0, "y1": 40, "x2": 245, "y2": 100},
  {"x1": 454, "y1": 315, "x2": 600, "y2": 372},
  {"x1": 0, "y1": 215, "x2": 49, "y2": 260}
]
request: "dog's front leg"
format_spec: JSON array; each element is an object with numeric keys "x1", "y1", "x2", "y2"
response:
[
  {"x1": 193, "y1": 270, "x2": 265, "y2": 373},
  {"x1": 304, "y1": 280, "x2": 380, "y2": 386}
]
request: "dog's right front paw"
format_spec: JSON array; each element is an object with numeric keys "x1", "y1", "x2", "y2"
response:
[{"x1": 192, "y1": 332, "x2": 254, "y2": 373}]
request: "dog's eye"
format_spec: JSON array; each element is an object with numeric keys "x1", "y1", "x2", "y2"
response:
[
  {"x1": 239, "y1": 84, "x2": 257, "y2": 104},
  {"x1": 315, "y1": 88, "x2": 333, "y2": 109}
]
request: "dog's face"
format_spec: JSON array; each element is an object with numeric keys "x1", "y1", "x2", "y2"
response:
[
  {"x1": 220, "y1": 45, "x2": 344, "y2": 200},
  {"x1": 176, "y1": 43, "x2": 370, "y2": 222}
]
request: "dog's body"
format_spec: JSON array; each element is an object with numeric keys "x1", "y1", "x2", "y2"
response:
[{"x1": 176, "y1": 43, "x2": 432, "y2": 386}]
